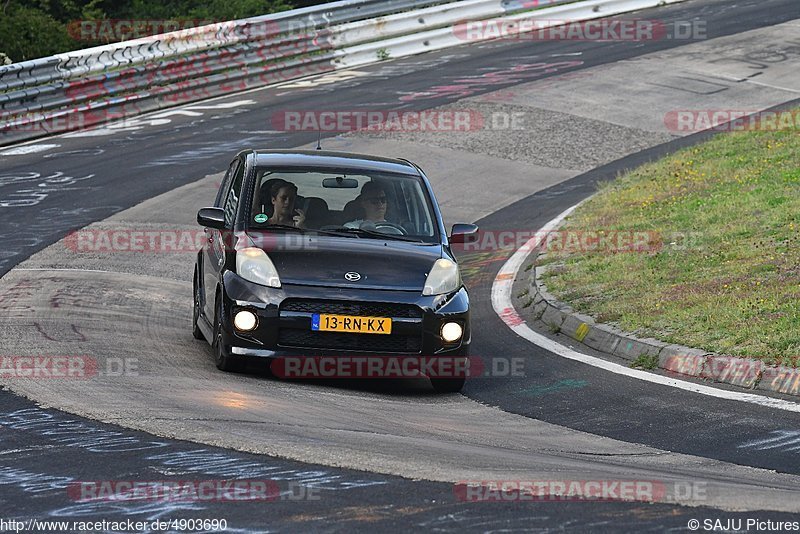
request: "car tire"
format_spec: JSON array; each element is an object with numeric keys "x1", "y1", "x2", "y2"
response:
[
  {"x1": 213, "y1": 296, "x2": 244, "y2": 373},
  {"x1": 430, "y1": 377, "x2": 466, "y2": 393},
  {"x1": 192, "y1": 273, "x2": 205, "y2": 341}
]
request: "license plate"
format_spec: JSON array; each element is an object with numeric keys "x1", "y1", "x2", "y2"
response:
[{"x1": 311, "y1": 313, "x2": 392, "y2": 335}]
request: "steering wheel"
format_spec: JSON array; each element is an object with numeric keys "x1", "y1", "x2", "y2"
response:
[{"x1": 372, "y1": 221, "x2": 408, "y2": 236}]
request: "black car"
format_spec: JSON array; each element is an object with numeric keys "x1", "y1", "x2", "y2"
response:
[{"x1": 193, "y1": 150, "x2": 478, "y2": 392}]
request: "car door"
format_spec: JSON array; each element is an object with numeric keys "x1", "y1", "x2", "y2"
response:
[{"x1": 202, "y1": 158, "x2": 243, "y2": 319}]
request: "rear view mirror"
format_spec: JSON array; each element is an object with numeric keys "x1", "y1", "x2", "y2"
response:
[
  {"x1": 197, "y1": 207, "x2": 226, "y2": 229},
  {"x1": 323, "y1": 177, "x2": 359, "y2": 188},
  {"x1": 449, "y1": 223, "x2": 479, "y2": 244}
]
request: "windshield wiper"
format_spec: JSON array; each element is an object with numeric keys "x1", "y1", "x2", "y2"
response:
[
  {"x1": 324, "y1": 227, "x2": 423, "y2": 243},
  {"x1": 250, "y1": 225, "x2": 424, "y2": 242},
  {"x1": 249, "y1": 225, "x2": 361, "y2": 239},
  {"x1": 251, "y1": 224, "x2": 306, "y2": 233}
]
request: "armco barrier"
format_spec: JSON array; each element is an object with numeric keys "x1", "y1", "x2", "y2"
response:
[{"x1": 0, "y1": 0, "x2": 687, "y2": 146}]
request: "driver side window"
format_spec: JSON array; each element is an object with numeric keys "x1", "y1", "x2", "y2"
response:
[
  {"x1": 215, "y1": 161, "x2": 237, "y2": 208},
  {"x1": 222, "y1": 161, "x2": 245, "y2": 227}
]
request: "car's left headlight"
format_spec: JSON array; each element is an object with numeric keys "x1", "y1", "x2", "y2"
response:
[
  {"x1": 423, "y1": 258, "x2": 461, "y2": 296},
  {"x1": 236, "y1": 247, "x2": 281, "y2": 288}
]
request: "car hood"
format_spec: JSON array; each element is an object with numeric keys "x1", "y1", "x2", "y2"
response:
[{"x1": 244, "y1": 232, "x2": 443, "y2": 291}]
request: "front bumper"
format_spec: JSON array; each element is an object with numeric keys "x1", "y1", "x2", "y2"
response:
[{"x1": 219, "y1": 271, "x2": 470, "y2": 359}]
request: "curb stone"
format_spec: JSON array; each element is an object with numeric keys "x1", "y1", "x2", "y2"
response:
[{"x1": 519, "y1": 253, "x2": 800, "y2": 398}]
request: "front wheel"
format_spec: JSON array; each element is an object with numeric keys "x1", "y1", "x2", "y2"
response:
[
  {"x1": 192, "y1": 273, "x2": 205, "y2": 340},
  {"x1": 430, "y1": 377, "x2": 466, "y2": 393},
  {"x1": 213, "y1": 297, "x2": 244, "y2": 373}
]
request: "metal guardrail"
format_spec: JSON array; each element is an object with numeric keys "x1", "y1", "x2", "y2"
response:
[{"x1": 0, "y1": 0, "x2": 686, "y2": 146}]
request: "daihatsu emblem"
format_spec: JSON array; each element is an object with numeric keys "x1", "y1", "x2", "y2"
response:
[{"x1": 344, "y1": 271, "x2": 361, "y2": 281}]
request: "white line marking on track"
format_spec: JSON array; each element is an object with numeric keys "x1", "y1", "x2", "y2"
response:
[
  {"x1": 15, "y1": 268, "x2": 116, "y2": 274},
  {"x1": 491, "y1": 203, "x2": 800, "y2": 413},
  {"x1": 746, "y1": 80, "x2": 800, "y2": 94},
  {"x1": 149, "y1": 110, "x2": 204, "y2": 118},
  {"x1": 184, "y1": 100, "x2": 256, "y2": 110},
  {"x1": 0, "y1": 144, "x2": 60, "y2": 156}
]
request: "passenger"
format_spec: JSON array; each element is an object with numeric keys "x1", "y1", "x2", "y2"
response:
[{"x1": 267, "y1": 180, "x2": 305, "y2": 228}]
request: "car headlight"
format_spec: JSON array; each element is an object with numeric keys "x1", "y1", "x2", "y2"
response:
[
  {"x1": 423, "y1": 258, "x2": 461, "y2": 296},
  {"x1": 441, "y1": 322, "x2": 463, "y2": 343},
  {"x1": 236, "y1": 247, "x2": 281, "y2": 288}
]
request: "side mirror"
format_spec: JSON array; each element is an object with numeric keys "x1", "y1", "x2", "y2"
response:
[
  {"x1": 197, "y1": 207, "x2": 226, "y2": 230},
  {"x1": 449, "y1": 223, "x2": 479, "y2": 244}
]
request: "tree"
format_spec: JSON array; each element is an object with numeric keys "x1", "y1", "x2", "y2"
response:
[
  {"x1": 0, "y1": 0, "x2": 296, "y2": 63},
  {"x1": 0, "y1": 4, "x2": 76, "y2": 62}
]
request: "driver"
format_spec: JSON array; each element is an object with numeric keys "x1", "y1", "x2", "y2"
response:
[{"x1": 344, "y1": 181, "x2": 388, "y2": 229}]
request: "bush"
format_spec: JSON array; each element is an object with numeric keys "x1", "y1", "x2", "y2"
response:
[{"x1": 0, "y1": 5, "x2": 76, "y2": 62}]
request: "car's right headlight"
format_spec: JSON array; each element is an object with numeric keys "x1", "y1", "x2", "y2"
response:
[
  {"x1": 423, "y1": 258, "x2": 461, "y2": 296},
  {"x1": 236, "y1": 247, "x2": 281, "y2": 288}
]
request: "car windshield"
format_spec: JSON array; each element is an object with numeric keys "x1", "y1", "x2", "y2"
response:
[{"x1": 247, "y1": 167, "x2": 439, "y2": 242}]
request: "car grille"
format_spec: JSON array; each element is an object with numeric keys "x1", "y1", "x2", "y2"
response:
[
  {"x1": 281, "y1": 299, "x2": 423, "y2": 319},
  {"x1": 278, "y1": 299, "x2": 423, "y2": 353},
  {"x1": 278, "y1": 329, "x2": 422, "y2": 353}
]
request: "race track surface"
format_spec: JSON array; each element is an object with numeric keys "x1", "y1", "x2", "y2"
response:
[{"x1": 2, "y1": 0, "x2": 800, "y2": 530}]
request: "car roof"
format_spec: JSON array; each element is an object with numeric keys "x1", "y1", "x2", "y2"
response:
[{"x1": 249, "y1": 149, "x2": 421, "y2": 176}]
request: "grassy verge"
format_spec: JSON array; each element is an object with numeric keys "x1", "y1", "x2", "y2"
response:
[{"x1": 538, "y1": 114, "x2": 800, "y2": 367}]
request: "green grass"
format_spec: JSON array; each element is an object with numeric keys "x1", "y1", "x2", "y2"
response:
[
  {"x1": 538, "y1": 117, "x2": 800, "y2": 367},
  {"x1": 630, "y1": 354, "x2": 659, "y2": 370}
]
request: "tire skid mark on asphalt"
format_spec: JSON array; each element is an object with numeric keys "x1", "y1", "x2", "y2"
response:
[{"x1": 739, "y1": 431, "x2": 800, "y2": 452}]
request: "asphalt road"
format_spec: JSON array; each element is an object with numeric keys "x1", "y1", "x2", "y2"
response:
[
  {"x1": 2, "y1": 0, "x2": 800, "y2": 530},
  {"x1": 5, "y1": 390, "x2": 772, "y2": 533}
]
